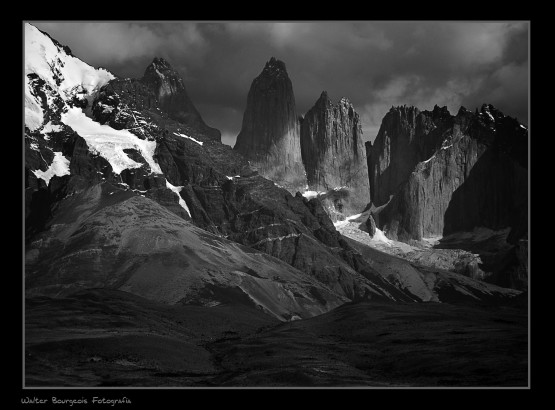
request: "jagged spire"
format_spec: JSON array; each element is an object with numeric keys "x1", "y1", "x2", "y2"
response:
[{"x1": 263, "y1": 57, "x2": 287, "y2": 74}]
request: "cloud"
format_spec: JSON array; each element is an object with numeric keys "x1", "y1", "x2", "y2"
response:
[
  {"x1": 32, "y1": 22, "x2": 208, "y2": 69},
  {"x1": 444, "y1": 22, "x2": 518, "y2": 68}
]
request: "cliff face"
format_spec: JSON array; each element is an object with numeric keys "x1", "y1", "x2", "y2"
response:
[
  {"x1": 300, "y1": 92, "x2": 370, "y2": 214},
  {"x1": 370, "y1": 104, "x2": 528, "y2": 243},
  {"x1": 142, "y1": 57, "x2": 221, "y2": 141},
  {"x1": 233, "y1": 57, "x2": 306, "y2": 193},
  {"x1": 368, "y1": 105, "x2": 454, "y2": 208}
]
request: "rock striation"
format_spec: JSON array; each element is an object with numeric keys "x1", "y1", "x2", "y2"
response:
[
  {"x1": 300, "y1": 92, "x2": 370, "y2": 215},
  {"x1": 233, "y1": 57, "x2": 306, "y2": 193}
]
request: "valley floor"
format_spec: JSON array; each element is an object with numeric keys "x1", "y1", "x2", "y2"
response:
[
  {"x1": 335, "y1": 214, "x2": 514, "y2": 283},
  {"x1": 25, "y1": 289, "x2": 528, "y2": 387}
]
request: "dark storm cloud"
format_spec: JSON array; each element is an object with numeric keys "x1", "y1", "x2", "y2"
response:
[{"x1": 31, "y1": 21, "x2": 529, "y2": 145}]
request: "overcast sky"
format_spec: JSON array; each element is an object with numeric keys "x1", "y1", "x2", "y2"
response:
[{"x1": 31, "y1": 21, "x2": 529, "y2": 147}]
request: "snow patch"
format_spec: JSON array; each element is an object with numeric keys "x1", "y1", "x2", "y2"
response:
[
  {"x1": 372, "y1": 228, "x2": 393, "y2": 245},
  {"x1": 302, "y1": 190, "x2": 325, "y2": 199},
  {"x1": 485, "y1": 111, "x2": 494, "y2": 121},
  {"x1": 165, "y1": 180, "x2": 191, "y2": 217},
  {"x1": 333, "y1": 219, "x2": 349, "y2": 228},
  {"x1": 61, "y1": 107, "x2": 162, "y2": 175},
  {"x1": 32, "y1": 152, "x2": 70, "y2": 185},
  {"x1": 346, "y1": 212, "x2": 366, "y2": 222},
  {"x1": 41, "y1": 122, "x2": 62, "y2": 134},
  {"x1": 421, "y1": 235, "x2": 442, "y2": 247},
  {"x1": 253, "y1": 233, "x2": 301, "y2": 246},
  {"x1": 174, "y1": 132, "x2": 203, "y2": 146}
]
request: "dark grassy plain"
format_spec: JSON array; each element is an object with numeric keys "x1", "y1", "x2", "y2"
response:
[{"x1": 25, "y1": 289, "x2": 527, "y2": 387}]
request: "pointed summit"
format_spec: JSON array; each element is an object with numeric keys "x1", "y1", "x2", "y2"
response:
[
  {"x1": 234, "y1": 58, "x2": 306, "y2": 192},
  {"x1": 316, "y1": 90, "x2": 331, "y2": 104},
  {"x1": 264, "y1": 56, "x2": 287, "y2": 71},
  {"x1": 141, "y1": 58, "x2": 220, "y2": 140},
  {"x1": 151, "y1": 57, "x2": 171, "y2": 68}
]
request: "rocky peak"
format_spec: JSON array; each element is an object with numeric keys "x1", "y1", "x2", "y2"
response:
[
  {"x1": 262, "y1": 57, "x2": 287, "y2": 76},
  {"x1": 251, "y1": 57, "x2": 291, "y2": 94},
  {"x1": 457, "y1": 106, "x2": 473, "y2": 116},
  {"x1": 339, "y1": 96, "x2": 352, "y2": 107},
  {"x1": 143, "y1": 57, "x2": 183, "y2": 86},
  {"x1": 430, "y1": 104, "x2": 451, "y2": 121},
  {"x1": 140, "y1": 57, "x2": 220, "y2": 140},
  {"x1": 233, "y1": 58, "x2": 306, "y2": 192},
  {"x1": 300, "y1": 91, "x2": 370, "y2": 214},
  {"x1": 151, "y1": 57, "x2": 171, "y2": 69},
  {"x1": 478, "y1": 103, "x2": 504, "y2": 123},
  {"x1": 316, "y1": 90, "x2": 331, "y2": 104}
]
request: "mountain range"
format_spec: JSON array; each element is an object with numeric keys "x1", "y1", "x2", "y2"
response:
[{"x1": 23, "y1": 23, "x2": 529, "y2": 387}]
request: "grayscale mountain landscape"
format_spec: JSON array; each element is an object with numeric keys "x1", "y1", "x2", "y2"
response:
[{"x1": 24, "y1": 21, "x2": 529, "y2": 388}]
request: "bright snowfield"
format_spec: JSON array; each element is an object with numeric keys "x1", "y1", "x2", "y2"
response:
[
  {"x1": 24, "y1": 23, "x2": 113, "y2": 110},
  {"x1": 334, "y1": 209, "x2": 404, "y2": 250},
  {"x1": 301, "y1": 186, "x2": 347, "y2": 200},
  {"x1": 165, "y1": 180, "x2": 191, "y2": 217},
  {"x1": 62, "y1": 108, "x2": 162, "y2": 175},
  {"x1": 41, "y1": 122, "x2": 63, "y2": 137},
  {"x1": 25, "y1": 22, "x2": 164, "y2": 181},
  {"x1": 174, "y1": 132, "x2": 203, "y2": 146},
  {"x1": 302, "y1": 190, "x2": 325, "y2": 200}
]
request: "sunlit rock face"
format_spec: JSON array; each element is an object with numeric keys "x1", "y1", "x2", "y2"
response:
[
  {"x1": 368, "y1": 104, "x2": 527, "y2": 242},
  {"x1": 300, "y1": 91, "x2": 370, "y2": 215},
  {"x1": 234, "y1": 57, "x2": 307, "y2": 194}
]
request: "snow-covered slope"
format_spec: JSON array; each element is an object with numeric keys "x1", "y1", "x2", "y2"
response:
[
  {"x1": 61, "y1": 107, "x2": 162, "y2": 175},
  {"x1": 25, "y1": 22, "x2": 162, "y2": 183},
  {"x1": 25, "y1": 23, "x2": 113, "y2": 107}
]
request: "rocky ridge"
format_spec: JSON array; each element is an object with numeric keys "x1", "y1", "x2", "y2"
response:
[{"x1": 367, "y1": 104, "x2": 528, "y2": 289}]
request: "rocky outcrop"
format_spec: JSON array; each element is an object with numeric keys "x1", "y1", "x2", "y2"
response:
[
  {"x1": 300, "y1": 92, "x2": 370, "y2": 215},
  {"x1": 142, "y1": 57, "x2": 221, "y2": 141},
  {"x1": 368, "y1": 104, "x2": 528, "y2": 290},
  {"x1": 233, "y1": 57, "x2": 306, "y2": 193},
  {"x1": 366, "y1": 214, "x2": 376, "y2": 238},
  {"x1": 371, "y1": 104, "x2": 527, "y2": 242}
]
